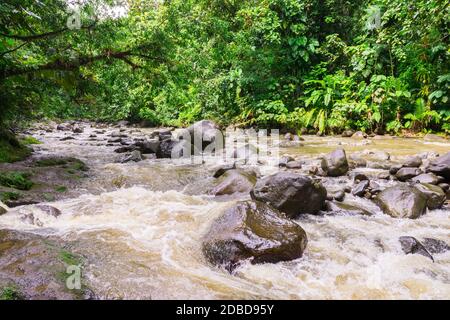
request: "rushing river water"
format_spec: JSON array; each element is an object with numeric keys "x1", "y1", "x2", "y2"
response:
[{"x1": 0, "y1": 123, "x2": 449, "y2": 299}]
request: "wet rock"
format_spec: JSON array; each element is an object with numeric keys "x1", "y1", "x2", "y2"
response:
[
  {"x1": 107, "y1": 137, "x2": 122, "y2": 143},
  {"x1": 279, "y1": 155, "x2": 295, "y2": 167},
  {"x1": 353, "y1": 173, "x2": 369, "y2": 182},
  {"x1": 286, "y1": 161, "x2": 302, "y2": 169},
  {"x1": 325, "y1": 201, "x2": 373, "y2": 216},
  {"x1": 327, "y1": 189, "x2": 345, "y2": 202},
  {"x1": 250, "y1": 172, "x2": 327, "y2": 218},
  {"x1": 35, "y1": 204, "x2": 62, "y2": 217},
  {"x1": 110, "y1": 131, "x2": 128, "y2": 138},
  {"x1": 403, "y1": 156, "x2": 422, "y2": 168},
  {"x1": 352, "y1": 180, "x2": 369, "y2": 197},
  {"x1": 414, "y1": 183, "x2": 446, "y2": 210},
  {"x1": 135, "y1": 139, "x2": 160, "y2": 154},
  {"x1": 438, "y1": 183, "x2": 449, "y2": 192},
  {"x1": 427, "y1": 152, "x2": 450, "y2": 181},
  {"x1": 72, "y1": 125, "x2": 84, "y2": 134},
  {"x1": 120, "y1": 150, "x2": 142, "y2": 163},
  {"x1": 209, "y1": 169, "x2": 257, "y2": 196},
  {"x1": 349, "y1": 157, "x2": 367, "y2": 168},
  {"x1": 202, "y1": 200, "x2": 307, "y2": 271},
  {"x1": 389, "y1": 164, "x2": 403, "y2": 175},
  {"x1": 351, "y1": 131, "x2": 367, "y2": 139},
  {"x1": 114, "y1": 146, "x2": 136, "y2": 153},
  {"x1": 321, "y1": 149, "x2": 349, "y2": 177},
  {"x1": 60, "y1": 136, "x2": 75, "y2": 141},
  {"x1": 399, "y1": 236, "x2": 434, "y2": 261},
  {"x1": 157, "y1": 139, "x2": 195, "y2": 159},
  {"x1": 341, "y1": 130, "x2": 355, "y2": 137},
  {"x1": 421, "y1": 238, "x2": 450, "y2": 254},
  {"x1": 411, "y1": 173, "x2": 440, "y2": 185},
  {"x1": 395, "y1": 167, "x2": 422, "y2": 181},
  {"x1": 0, "y1": 201, "x2": 7, "y2": 215},
  {"x1": 186, "y1": 120, "x2": 223, "y2": 151},
  {"x1": 377, "y1": 171, "x2": 390, "y2": 180},
  {"x1": 375, "y1": 185, "x2": 427, "y2": 219},
  {"x1": 142, "y1": 153, "x2": 157, "y2": 160}
]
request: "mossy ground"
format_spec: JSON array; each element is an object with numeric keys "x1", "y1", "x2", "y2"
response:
[{"x1": 0, "y1": 285, "x2": 23, "y2": 300}]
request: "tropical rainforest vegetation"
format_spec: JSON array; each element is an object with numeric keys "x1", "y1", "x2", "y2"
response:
[{"x1": 1, "y1": 0, "x2": 449, "y2": 136}]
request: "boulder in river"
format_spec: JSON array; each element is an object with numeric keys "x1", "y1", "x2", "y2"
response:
[
  {"x1": 202, "y1": 200, "x2": 308, "y2": 271},
  {"x1": 321, "y1": 149, "x2": 349, "y2": 177},
  {"x1": 403, "y1": 156, "x2": 422, "y2": 168},
  {"x1": 414, "y1": 183, "x2": 446, "y2": 210},
  {"x1": 120, "y1": 150, "x2": 142, "y2": 163},
  {"x1": 186, "y1": 120, "x2": 224, "y2": 151},
  {"x1": 135, "y1": 139, "x2": 160, "y2": 154},
  {"x1": 209, "y1": 169, "x2": 257, "y2": 196},
  {"x1": 35, "y1": 204, "x2": 62, "y2": 217},
  {"x1": 426, "y1": 152, "x2": 450, "y2": 181},
  {"x1": 250, "y1": 172, "x2": 327, "y2": 218},
  {"x1": 395, "y1": 167, "x2": 422, "y2": 181},
  {"x1": 0, "y1": 201, "x2": 7, "y2": 215},
  {"x1": 352, "y1": 180, "x2": 369, "y2": 197},
  {"x1": 341, "y1": 130, "x2": 355, "y2": 137},
  {"x1": 411, "y1": 173, "x2": 440, "y2": 185},
  {"x1": 421, "y1": 238, "x2": 450, "y2": 254},
  {"x1": 399, "y1": 236, "x2": 434, "y2": 261},
  {"x1": 157, "y1": 139, "x2": 196, "y2": 158},
  {"x1": 351, "y1": 131, "x2": 367, "y2": 139},
  {"x1": 325, "y1": 201, "x2": 373, "y2": 216},
  {"x1": 375, "y1": 185, "x2": 427, "y2": 219}
]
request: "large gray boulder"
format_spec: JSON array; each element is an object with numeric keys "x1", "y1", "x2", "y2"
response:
[
  {"x1": 427, "y1": 152, "x2": 450, "y2": 181},
  {"x1": 209, "y1": 169, "x2": 257, "y2": 196},
  {"x1": 250, "y1": 172, "x2": 327, "y2": 218},
  {"x1": 202, "y1": 200, "x2": 307, "y2": 271},
  {"x1": 375, "y1": 185, "x2": 427, "y2": 219},
  {"x1": 186, "y1": 120, "x2": 224, "y2": 151},
  {"x1": 321, "y1": 149, "x2": 349, "y2": 177},
  {"x1": 395, "y1": 167, "x2": 422, "y2": 181},
  {"x1": 414, "y1": 183, "x2": 446, "y2": 210}
]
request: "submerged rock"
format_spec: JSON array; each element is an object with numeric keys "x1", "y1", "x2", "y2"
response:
[
  {"x1": 120, "y1": 150, "x2": 142, "y2": 163},
  {"x1": 202, "y1": 200, "x2": 307, "y2": 271},
  {"x1": 352, "y1": 131, "x2": 367, "y2": 139},
  {"x1": 427, "y1": 152, "x2": 450, "y2": 181},
  {"x1": 35, "y1": 204, "x2": 62, "y2": 217},
  {"x1": 209, "y1": 169, "x2": 256, "y2": 196},
  {"x1": 399, "y1": 236, "x2": 434, "y2": 261},
  {"x1": 325, "y1": 201, "x2": 373, "y2": 216},
  {"x1": 414, "y1": 183, "x2": 446, "y2": 210},
  {"x1": 375, "y1": 185, "x2": 427, "y2": 219},
  {"x1": 321, "y1": 149, "x2": 349, "y2": 177},
  {"x1": 421, "y1": 238, "x2": 450, "y2": 254},
  {"x1": 251, "y1": 172, "x2": 327, "y2": 218}
]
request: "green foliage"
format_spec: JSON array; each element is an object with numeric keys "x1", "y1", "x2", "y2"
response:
[
  {"x1": 0, "y1": 191, "x2": 21, "y2": 202},
  {"x1": 0, "y1": 285, "x2": 23, "y2": 300},
  {"x1": 20, "y1": 136, "x2": 42, "y2": 145},
  {"x1": 0, "y1": 0, "x2": 448, "y2": 134},
  {"x1": 0, "y1": 171, "x2": 33, "y2": 190}
]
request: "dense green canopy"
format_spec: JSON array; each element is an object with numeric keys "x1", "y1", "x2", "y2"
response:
[{"x1": 1, "y1": 0, "x2": 449, "y2": 133}]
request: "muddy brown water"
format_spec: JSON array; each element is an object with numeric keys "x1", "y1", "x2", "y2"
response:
[{"x1": 0, "y1": 123, "x2": 449, "y2": 299}]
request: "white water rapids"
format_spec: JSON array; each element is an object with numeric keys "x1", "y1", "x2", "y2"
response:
[{"x1": 0, "y1": 124, "x2": 449, "y2": 299}]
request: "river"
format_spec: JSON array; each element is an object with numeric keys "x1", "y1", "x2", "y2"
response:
[{"x1": 0, "y1": 122, "x2": 449, "y2": 299}]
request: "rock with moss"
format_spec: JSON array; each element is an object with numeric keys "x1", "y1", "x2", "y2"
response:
[{"x1": 202, "y1": 200, "x2": 307, "y2": 271}]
